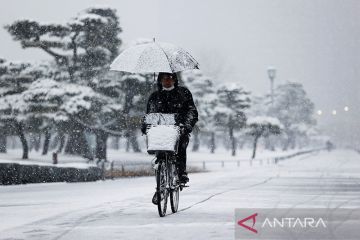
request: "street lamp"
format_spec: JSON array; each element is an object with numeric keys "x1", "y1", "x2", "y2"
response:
[{"x1": 267, "y1": 66, "x2": 276, "y2": 105}]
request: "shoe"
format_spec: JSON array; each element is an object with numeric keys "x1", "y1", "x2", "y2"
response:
[
  {"x1": 152, "y1": 191, "x2": 165, "y2": 205},
  {"x1": 152, "y1": 192, "x2": 158, "y2": 205},
  {"x1": 179, "y1": 173, "x2": 189, "y2": 184}
]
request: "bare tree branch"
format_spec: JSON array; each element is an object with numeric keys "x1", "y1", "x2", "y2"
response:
[{"x1": 21, "y1": 40, "x2": 68, "y2": 62}]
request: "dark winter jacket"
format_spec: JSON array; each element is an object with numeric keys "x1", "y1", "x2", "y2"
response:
[{"x1": 142, "y1": 75, "x2": 198, "y2": 133}]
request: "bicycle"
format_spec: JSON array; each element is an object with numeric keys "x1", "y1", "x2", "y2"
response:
[{"x1": 144, "y1": 113, "x2": 188, "y2": 217}]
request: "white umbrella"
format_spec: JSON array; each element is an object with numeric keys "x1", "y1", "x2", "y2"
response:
[{"x1": 110, "y1": 40, "x2": 199, "y2": 73}]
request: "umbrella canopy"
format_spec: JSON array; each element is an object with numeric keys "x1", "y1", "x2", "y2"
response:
[{"x1": 110, "y1": 41, "x2": 199, "y2": 73}]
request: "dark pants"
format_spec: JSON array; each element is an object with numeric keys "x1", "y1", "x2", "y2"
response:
[{"x1": 177, "y1": 133, "x2": 190, "y2": 175}]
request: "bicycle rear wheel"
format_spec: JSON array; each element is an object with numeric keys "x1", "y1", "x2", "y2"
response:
[{"x1": 156, "y1": 160, "x2": 168, "y2": 217}]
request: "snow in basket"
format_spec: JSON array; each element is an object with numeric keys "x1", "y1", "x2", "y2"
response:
[
  {"x1": 144, "y1": 113, "x2": 176, "y2": 125},
  {"x1": 146, "y1": 125, "x2": 180, "y2": 152}
]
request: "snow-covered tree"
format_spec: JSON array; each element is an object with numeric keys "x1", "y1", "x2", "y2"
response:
[
  {"x1": 90, "y1": 71, "x2": 150, "y2": 156},
  {"x1": 245, "y1": 95, "x2": 277, "y2": 150},
  {"x1": 181, "y1": 69, "x2": 216, "y2": 152},
  {"x1": 6, "y1": 7, "x2": 121, "y2": 82},
  {"x1": 0, "y1": 58, "x2": 7, "y2": 153},
  {"x1": 215, "y1": 83, "x2": 250, "y2": 156},
  {"x1": 0, "y1": 60, "x2": 37, "y2": 158},
  {"x1": 246, "y1": 116, "x2": 282, "y2": 159},
  {"x1": 21, "y1": 78, "x2": 105, "y2": 158},
  {"x1": 6, "y1": 7, "x2": 122, "y2": 159},
  {"x1": 269, "y1": 82, "x2": 316, "y2": 150},
  {"x1": 97, "y1": 38, "x2": 157, "y2": 154},
  {"x1": 15, "y1": 62, "x2": 61, "y2": 155}
]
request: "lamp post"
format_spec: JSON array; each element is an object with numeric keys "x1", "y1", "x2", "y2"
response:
[
  {"x1": 266, "y1": 67, "x2": 276, "y2": 151},
  {"x1": 267, "y1": 67, "x2": 276, "y2": 106}
]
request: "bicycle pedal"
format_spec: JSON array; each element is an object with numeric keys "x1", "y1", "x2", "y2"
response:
[{"x1": 179, "y1": 184, "x2": 189, "y2": 191}]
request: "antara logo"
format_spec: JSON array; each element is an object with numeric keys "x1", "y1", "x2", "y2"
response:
[
  {"x1": 262, "y1": 217, "x2": 327, "y2": 228},
  {"x1": 237, "y1": 213, "x2": 258, "y2": 234}
]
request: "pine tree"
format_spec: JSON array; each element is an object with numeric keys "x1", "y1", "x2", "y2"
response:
[
  {"x1": 6, "y1": 7, "x2": 122, "y2": 159},
  {"x1": 269, "y1": 82, "x2": 316, "y2": 150},
  {"x1": 0, "y1": 60, "x2": 36, "y2": 159},
  {"x1": 246, "y1": 117, "x2": 282, "y2": 159},
  {"x1": 181, "y1": 70, "x2": 217, "y2": 152},
  {"x1": 216, "y1": 83, "x2": 250, "y2": 156}
]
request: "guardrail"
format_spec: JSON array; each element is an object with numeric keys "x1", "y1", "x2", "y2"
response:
[
  {"x1": 103, "y1": 148, "x2": 326, "y2": 177},
  {"x1": 273, "y1": 148, "x2": 325, "y2": 163}
]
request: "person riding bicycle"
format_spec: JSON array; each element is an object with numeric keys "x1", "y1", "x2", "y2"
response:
[{"x1": 141, "y1": 72, "x2": 198, "y2": 186}]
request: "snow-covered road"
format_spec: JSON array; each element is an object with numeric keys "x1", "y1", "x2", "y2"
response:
[{"x1": 1, "y1": 149, "x2": 360, "y2": 240}]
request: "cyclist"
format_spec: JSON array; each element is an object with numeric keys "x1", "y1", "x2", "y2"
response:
[{"x1": 141, "y1": 72, "x2": 198, "y2": 203}]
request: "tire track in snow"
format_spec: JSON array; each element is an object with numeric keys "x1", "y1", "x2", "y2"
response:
[
  {"x1": 50, "y1": 210, "x2": 104, "y2": 240},
  {"x1": 176, "y1": 151, "x2": 319, "y2": 213},
  {"x1": 176, "y1": 176, "x2": 274, "y2": 213}
]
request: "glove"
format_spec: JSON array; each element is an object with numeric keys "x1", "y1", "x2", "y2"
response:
[
  {"x1": 141, "y1": 124, "x2": 148, "y2": 135},
  {"x1": 183, "y1": 124, "x2": 193, "y2": 134}
]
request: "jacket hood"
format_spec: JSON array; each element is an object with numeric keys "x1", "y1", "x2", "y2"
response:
[{"x1": 156, "y1": 72, "x2": 179, "y2": 91}]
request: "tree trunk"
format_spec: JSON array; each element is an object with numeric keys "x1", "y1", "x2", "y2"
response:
[
  {"x1": 57, "y1": 133, "x2": 65, "y2": 154},
  {"x1": 210, "y1": 132, "x2": 216, "y2": 154},
  {"x1": 16, "y1": 122, "x2": 28, "y2": 159},
  {"x1": 192, "y1": 130, "x2": 200, "y2": 152},
  {"x1": 95, "y1": 131, "x2": 108, "y2": 161},
  {"x1": 126, "y1": 137, "x2": 130, "y2": 152},
  {"x1": 124, "y1": 131, "x2": 130, "y2": 152},
  {"x1": 42, "y1": 129, "x2": 51, "y2": 155},
  {"x1": 0, "y1": 134, "x2": 6, "y2": 153},
  {"x1": 229, "y1": 126, "x2": 236, "y2": 156},
  {"x1": 252, "y1": 135, "x2": 260, "y2": 159},
  {"x1": 64, "y1": 123, "x2": 92, "y2": 159},
  {"x1": 129, "y1": 133, "x2": 141, "y2": 152}
]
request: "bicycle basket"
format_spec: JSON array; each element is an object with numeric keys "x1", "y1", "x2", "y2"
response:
[{"x1": 146, "y1": 125, "x2": 180, "y2": 154}]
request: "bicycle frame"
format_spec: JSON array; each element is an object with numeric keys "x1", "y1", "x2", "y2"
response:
[
  {"x1": 155, "y1": 151, "x2": 178, "y2": 188},
  {"x1": 143, "y1": 113, "x2": 183, "y2": 217}
]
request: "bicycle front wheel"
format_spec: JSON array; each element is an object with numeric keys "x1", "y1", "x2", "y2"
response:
[
  {"x1": 170, "y1": 162, "x2": 180, "y2": 213},
  {"x1": 156, "y1": 160, "x2": 168, "y2": 217}
]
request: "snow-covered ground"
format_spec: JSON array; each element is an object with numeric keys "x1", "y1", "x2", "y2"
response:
[{"x1": 1, "y1": 149, "x2": 359, "y2": 240}]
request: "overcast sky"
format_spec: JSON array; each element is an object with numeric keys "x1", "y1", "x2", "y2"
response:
[{"x1": 0, "y1": 0, "x2": 359, "y2": 145}]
